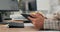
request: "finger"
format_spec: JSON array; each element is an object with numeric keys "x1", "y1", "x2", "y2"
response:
[
  {"x1": 30, "y1": 14, "x2": 36, "y2": 17},
  {"x1": 28, "y1": 17, "x2": 36, "y2": 24},
  {"x1": 28, "y1": 17, "x2": 35, "y2": 21},
  {"x1": 36, "y1": 13, "x2": 44, "y2": 17}
]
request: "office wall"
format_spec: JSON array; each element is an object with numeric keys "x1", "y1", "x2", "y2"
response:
[
  {"x1": 36, "y1": 0, "x2": 60, "y2": 14},
  {"x1": 36, "y1": 0, "x2": 51, "y2": 10}
]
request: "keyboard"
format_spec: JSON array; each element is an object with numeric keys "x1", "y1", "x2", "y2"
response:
[
  {"x1": 0, "y1": 22, "x2": 24, "y2": 28},
  {"x1": 9, "y1": 22, "x2": 24, "y2": 28}
]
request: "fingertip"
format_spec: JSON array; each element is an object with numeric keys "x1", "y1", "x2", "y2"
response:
[
  {"x1": 28, "y1": 16, "x2": 34, "y2": 20},
  {"x1": 28, "y1": 16, "x2": 30, "y2": 18},
  {"x1": 28, "y1": 16, "x2": 31, "y2": 19}
]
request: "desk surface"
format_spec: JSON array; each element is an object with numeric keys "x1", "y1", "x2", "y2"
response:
[
  {"x1": 0, "y1": 20, "x2": 60, "y2": 32},
  {"x1": 0, "y1": 20, "x2": 38, "y2": 32}
]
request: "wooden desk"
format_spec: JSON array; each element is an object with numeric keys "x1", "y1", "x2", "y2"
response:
[{"x1": 0, "y1": 20, "x2": 38, "y2": 32}]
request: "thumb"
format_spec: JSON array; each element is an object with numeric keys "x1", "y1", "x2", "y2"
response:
[{"x1": 28, "y1": 17, "x2": 35, "y2": 21}]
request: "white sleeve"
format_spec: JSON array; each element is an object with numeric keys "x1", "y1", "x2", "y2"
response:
[{"x1": 44, "y1": 19, "x2": 59, "y2": 30}]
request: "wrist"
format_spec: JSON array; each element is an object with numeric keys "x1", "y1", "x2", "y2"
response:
[{"x1": 33, "y1": 21, "x2": 44, "y2": 30}]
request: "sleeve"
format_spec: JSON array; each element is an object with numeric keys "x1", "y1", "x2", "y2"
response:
[{"x1": 44, "y1": 19, "x2": 59, "y2": 30}]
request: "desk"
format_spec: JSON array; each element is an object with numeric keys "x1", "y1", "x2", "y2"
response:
[
  {"x1": 0, "y1": 20, "x2": 60, "y2": 32},
  {"x1": 0, "y1": 20, "x2": 38, "y2": 32}
]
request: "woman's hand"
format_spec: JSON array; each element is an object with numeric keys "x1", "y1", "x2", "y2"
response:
[{"x1": 28, "y1": 13, "x2": 45, "y2": 30}]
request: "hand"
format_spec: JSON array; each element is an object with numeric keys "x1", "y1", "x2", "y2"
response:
[{"x1": 28, "y1": 13, "x2": 45, "y2": 30}]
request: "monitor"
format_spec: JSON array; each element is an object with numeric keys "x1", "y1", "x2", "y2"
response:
[
  {"x1": 0, "y1": 0, "x2": 19, "y2": 12},
  {"x1": 28, "y1": 0, "x2": 37, "y2": 11}
]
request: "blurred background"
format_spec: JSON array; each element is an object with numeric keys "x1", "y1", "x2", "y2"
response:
[{"x1": 3, "y1": 0, "x2": 60, "y2": 21}]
